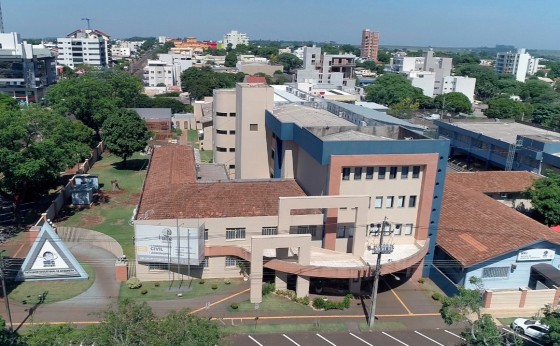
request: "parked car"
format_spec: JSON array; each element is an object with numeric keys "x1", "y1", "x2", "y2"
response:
[{"x1": 511, "y1": 318, "x2": 549, "y2": 340}]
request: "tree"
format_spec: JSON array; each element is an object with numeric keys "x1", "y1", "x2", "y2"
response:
[
  {"x1": 377, "y1": 50, "x2": 391, "y2": 64},
  {"x1": 540, "y1": 304, "x2": 560, "y2": 345},
  {"x1": 528, "y1": 171, "x2": 560, "y2": 226},
  {"x1": 520, "y1": 79, "x2": 559, "y2": 104},
  {"x1": 495, "y1": 77, "x2": 523, "y2": 97},
  {"x1": 277, "y1": 53, "x2": 303, "y2": 72},
  {"x1": 531, "y1": 104, "x2": 560, "y2": 129},
  {"x1": 455, "y1": 64, "x2": 499, "y2": 101},
  {"x1": 365, "y1": 73, "x2": 425, "y2": 106},
  {"x1": 102, "y1": 109, "x2": 150, "y2": 166},
  {"x1": 24, "y1": 324, "x2": 82, "y2": 346},
  {"x1": 434, "y1": 92, "x2": 472, "y2": 114},
  {"x1": 0, "y1": 93, "x2": 19, "y2": 112},
  {"x1": 96, "y1": 69, "x2": 144, "y2": 108},
  {"x1": 388, "y1": 98, "x2": 419, "y2": 119},
  {"x1": 485, "y1": 97, "x2": 531, "y2": 120},
  {"x1": 224, "y1": 51, "x2": 238, "y2": 67},
  {"x1": 181, "y1": 67, "x2": 245, "y2": 101}
]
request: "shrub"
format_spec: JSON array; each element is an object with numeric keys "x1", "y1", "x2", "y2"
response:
[
  {"x1": 417, "y1": 278, "x2": 425, "y2": 284},
  {"x1": 262, "y1": 283, "x2": 275, "y2": 296},
  {"x1": 154, "y1": 281, "x2": 160, "y2": 287},
  {"x1": 295, "y1": 296, "x2": 310, "y2": 305},
  {"x1": 432, "y1": 292, "x2": 443, "y2": 301},
  {"x1": 211, "y1": 283, "x2": 218, "y2": 290},
  {"x1": 199, "y1": 280, "x2": 205, "y2": 285},
  {"x1": 224, "y1": 279, "x2": 231, "y2": 285},
  {"x1": 276, "y1": 289, "x2": 296, "y2": 300},
  {"x1": 343, "y1": 294, "x2": 353, "y2": 309},
  {"x1": 230, "y1": 303, "x2": 239, "y2": 310},
  {"x1": 126, "y1": 277, "x2": 142, "y2": 289},
  {"x1": 313, "y1": 295, "x2": 352, "y2": 310},
  {"x1": 313, "y1": 297, "x2": 327, "y2": 309},
  {"x1": 140, "y1": 289, "x2": 148, "y2": 295}
]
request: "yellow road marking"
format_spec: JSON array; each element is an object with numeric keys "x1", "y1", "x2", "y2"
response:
[
  {"x1": 382, "y1": 279, "x2": 413, "y2": 315},
  {"x1": 188, "y1": 288, "x2": 250, "y2": 315},
  {"x1": 12, "y1": 243, "x2": 25, "y2": 258}
]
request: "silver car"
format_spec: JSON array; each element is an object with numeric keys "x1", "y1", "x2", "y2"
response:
[{"x1": 511, "y1": 318, "x2": 549, "y2": 340}]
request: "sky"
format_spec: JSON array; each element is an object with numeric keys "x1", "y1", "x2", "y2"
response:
[{"x1": 3, "y1": 0, "x2": 560, "y2": 50}]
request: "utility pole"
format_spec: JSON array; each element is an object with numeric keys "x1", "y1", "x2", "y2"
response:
[
  {"x1": 0, "y1": 256, "x2": 13, "y2": 333},
  {"x1": 368, "y1": 217, "x2": 394, "y2": 329}
]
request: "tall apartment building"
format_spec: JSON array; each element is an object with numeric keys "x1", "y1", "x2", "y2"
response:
[
  {"x1": 0, "y1": 32, "x2": 56, "y2": 102},
  {"x1": 142, "y1": 53, "x2": 193, "y2": 87},
  {"x1": 495, "y1": 48, "x2": 540, "y2": 82},
  {"x1": 223, "y1": 30, "x2": 249, "y2": 49},
  {"x1": 296, "y1": 46, "x2": 356, "y2": 89},
  {"x1": 57, "y1": 29, "x2": 111, "y2": 69},
  {"x1": 360, "y1": 29, "x2": 379, "y2": 61}
]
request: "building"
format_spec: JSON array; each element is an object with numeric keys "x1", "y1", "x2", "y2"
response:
[
  {"x1": 57, "y1": 29, "x2": 111, "y2": 69},
  {"x1": 436, "y1": 119, "x2": 560, "y2": 173},
  {"x1": 495, "y1": 48, "x2": 539, "y2": 83},
  {"x1": 442, "y1": 76, "x2": 477, "y2": 103},
  {"x1": 360, "y1": 29, "x2": 379, "y2": 62},
  {"x1": 296, "y1": 46, "x2": 357, "y2": 89},
  {"x1": 110, "y1": 46, "x2": 131, "y2": 60},
  {"x1": 0, "y1": 32, "x2": 56, "y2": 102},
  {"x1": 130, "y1": 108, "x2": 172, "y2": 138},
  {"x1": 171, "y1": 38, "x2": 217, "y2": 53},
  {"x1": 142, "y1": 53, "x2": 193, "y2": 87},
  {"x1": 223, "y1": 30, "x2": 249, "y2": 49}
]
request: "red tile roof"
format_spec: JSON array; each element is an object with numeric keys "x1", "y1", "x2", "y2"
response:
[
  {"x1": 244, "y1": 76, "x2": 267, "y2": 84},
  {"x1": 438, "y1": 172, "x2": 560, "y2": 267},
  {"x1": 137, "y1": 145, "x2": 313, "y2": 219}
]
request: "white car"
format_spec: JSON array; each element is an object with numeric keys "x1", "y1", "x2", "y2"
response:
[{"x1": 511, "y1": 318, "x2": 549, "y2": 340}]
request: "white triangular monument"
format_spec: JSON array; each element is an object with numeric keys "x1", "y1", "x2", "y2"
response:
[{"x1": 16, "y1": 221, "x2": 88, "y2": 281}]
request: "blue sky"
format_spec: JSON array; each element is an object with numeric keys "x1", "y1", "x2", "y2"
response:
[{"x1": 4, "y1": 0, "x2": 559, "y2": 49}]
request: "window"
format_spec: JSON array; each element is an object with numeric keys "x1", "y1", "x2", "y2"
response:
[
  {"x1": 378, "y1": 167, "x2": 386, "y2": 179},
  {"x1": 394, "y1": 224, "x2": 402, "y2": 235},
  {"x1": 202, "y1": 257, "x2": 209, "y2": 268},
  {"x1": 401, "y1": 166, "x2": 409, "y2": 179},
  {"x1": 225, "y1": 256, "x2": 238, "y2": 267},
  {"x1": 397, "y1": 196, "x2": 405, "y2": 208},
  {"x1": 389, "y1": 167, "x2": 397, "y2": 179},
  {"x1": 366, "y1": 167, "x2": 374, "y2": 179},
  {"x1": 482, "y1": 267, "x2": 509, "y2": 279},
  {"x1": 250, "y1": 124, "x2": 258, "y2": 131},
  {"x1": 342, "y1": 168, "x2": 350, "y2": 181},
  {"x1": 337, "y1": 226, "x2": 346, "y2": 238},
  {"x1": 229, "y1": 130, "x2": 236, "y2": 135},
  {"x1": 271, "y1": 150, "x2": 275, "y2": 159},
  {"x1": 229, "y1": 148, "x2": 235, "y2": 152},
  {"x1": 262, "y1": 227, "x2": 278, "y2": 236},
  {"x1": 386, "y1": 196, "x2": 394, "y2": 208},
  {"x1": 204, "y1": 229, "x2": 208, "y2": 241},
  {"x1": 225, "y1": 228, "x2": 245, "y2": 240},
  {"x1": 229, "y1": 112, "x2": 236, "y2": 117},
  {"x1": 229, "y1": 164, "x2": 235, "y2": 169},
  {"x1": 404, "y1": 224, "x2": 413, "y2": 235},
  {"x1": 354, "y1": 167, "x2": 362, "y2": 180},
  {"x1": 216, "y1": 147, "x2": 227, "y2": 152},
  {"x1": 375, "y1": 196, "x2": 383, "y2": 208},
  {"x1": 412, "y1": 166, "x2": 421, "y2": 178},
  {"x1": 297, "y1": 225, "x2": 317, "y2": 237},
  {"x1": 148, "y1": 263, "x2": 168, "y2": 271},
  {"x1": 216, "y1": 112, "x2": 227, "y2": 117},
  {"x1": 409, "y1": 195, "x2": 417, "y2": 208},
  {"x1": 216, "y1": 129, "x2": 227, "y2": 135}
]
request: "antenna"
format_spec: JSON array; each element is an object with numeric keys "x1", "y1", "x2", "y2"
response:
[
  {"x1": 0, "y1": 1, "x2": 4, "y2": 33},
  {"x1": 81, "y1": 17, "x2": 92, "y2": 30}
]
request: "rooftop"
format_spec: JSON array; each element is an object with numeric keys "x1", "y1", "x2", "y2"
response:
[
  {"x1": 131, "y1": 108, "x2": 172, "y2": 119},
  {"x1": 137, "y1": 145, "x2": 316, "y2": 220},
  {"x1": 271, "y1": 103, "x2": 354, "y2": 127},
  {"x1": 444, "y1": 121, "x2": 560, "y2": 145},
  {"x1": 320, "y1": 129, "x2": 392, "y2": 141},
  {"x1": 438, "y1": 172, "x2": 560, "y2": 267}
]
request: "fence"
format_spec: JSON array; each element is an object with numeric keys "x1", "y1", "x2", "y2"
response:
[{"x1": 483, "y1": 287, "x2": 560, "y2": 311}]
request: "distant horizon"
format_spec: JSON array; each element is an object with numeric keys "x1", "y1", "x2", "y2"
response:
[{"x1": 3, "y1": 0, "x2": 559, "y2": 50}]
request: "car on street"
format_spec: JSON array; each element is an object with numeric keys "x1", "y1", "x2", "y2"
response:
[{"x1": 511, "y1": 318, "x2": 549, "y2": 340}]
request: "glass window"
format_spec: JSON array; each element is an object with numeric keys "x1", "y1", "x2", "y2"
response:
[
  {"x1": 378, "y1": 167, "x2": 386, "y2": 179},
  {"x1": 404, "y1": 224, "x2": 413, "y2": 235},
  {"x1": 409, "y1": 195, "x2": 417, "y2": 208},
  {"x1": 386, "y1": 196, "x2": 394, "y2": 208},
  {"x1": 401, "y1": 166, "x2": 409, "y2": 179},
  {"x1": 204, "y1": 229, "x2": 208, "y2": 241},
  {"x1": 225, "y1": 256, "x2": 238, "y2": 267},
  {"x1": 225, "y1": 228, "x2": 245, "y2": 240},
  {"x1": 366, "y1": 167, "x2": 374, "y2": 179},
  {"x1": 354, "y1": 167, "x2": 362, "y2": 180},
  {"x1": 202, "y1": 257, "x2": 209, "y2": 268},
  {"x1": 337, "y1": 226, "x2": 346, "y2": 238},
  {"x1": 342, "y1": 168, "x2": 350, "y2": 181},
  {"x1": 297, "y1": 225, "x2": 317, "y2": 237},
  {"x1": 412, "y1": 166, "x2": 421, "y2": 178},
  {"x1": 394, "y1": 224, "x2": 402, "y2": 235},
  {"x1": 216, "y1": 112, "x2": 227, "y2": 117},
  {"x1": 375, "y1": 196, "x2": 383, "y2": 208},
  {"x1": 397, "y1": 196, "x2": 405, "y2": 208},
  {"x1": 482, "y1": 267, "x2": 509, "y2": 279},
  {"x1": 250, "y1": 124, "x2": 258, "y2": 131},
  {"x1": 262, "y1": 227, "x2": 278, "y2": 236},
  {"x1": 389, "y1": 167, "x2": 397, "y2": 179}
]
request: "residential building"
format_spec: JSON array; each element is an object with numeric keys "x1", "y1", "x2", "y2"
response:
[
  {"x1": 142, "y1": 53, "x2": 192, "y2": 87},
  {"x1": 110, "y1": 46, "x2": 131, "y2": 60},
  {"x1": 171, "y1": 37, "x2": 217, "y2": 52},
  {"x1": 495, "y1": 48, "x2": 539, "y2": 82},
  {"x1": 360, "y1": 29, "x2": 379, "y2": 62},
  {"x1": 436, "y1": 119, "x2": 560, "y2": 173},
  {"x1": 56, "y1": 29, "x2": 111, "y2": 68},
  {"x1": 0, "y1": 32, "x2": 56, "y2": 102},
  {"x1": 213, "y1": 88, "x2": 237, "y2": 176},
  {"x1": 442, "y1": 76, "x2": 477, "y2": 103},
  {"x1": 236, "y1": 62, "x2": 284, "y2": 76},
  {"x1": 296, "y1": 46, "x2": 357, "y2": 89},
  {"x1": 223, "y1": 30, "x2": 249, "y2": 49}
]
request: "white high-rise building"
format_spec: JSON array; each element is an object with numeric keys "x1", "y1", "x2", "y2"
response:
[
  {"x1": 223, "y1": 30, "x2": 249, "y2": 49},
  {"x1": 495, "y1": 48, "x2": 538, "y2": 82},
  {"x1": 142, "y1": 53, "x2": 193, "y2": 87},
  {"x1": 57, "y1": 29, "x2": 111, "y2": 69}
]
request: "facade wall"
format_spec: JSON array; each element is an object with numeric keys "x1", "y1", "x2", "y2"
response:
[
  {"x1": 442, "y1": 76, "x2": 476, "y2": 103},
  {"x1": 238, "y1": 64, "x2": 283, "y2": 76},
  {"x1": 57, "y1": 38, "x2": 107, "y2": 68},
  {"x1": 213, "y1": 89, "x2": 237, "y2": 174}
]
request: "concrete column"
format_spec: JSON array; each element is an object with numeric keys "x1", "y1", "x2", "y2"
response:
[
  {"x1": 483, "y1": 290, "x2": 493, "y2": 309},
  {"x1": 553, "y1": 286, "x2": 560, "y2": 308},
  {"x1": 296, "y1": 275, "x2": 310, "y2": 298},
  {"x1": 409, "y1": 259, "x2": 424, "y2": 281},
  {"x1": 519, "y1": 288, "x2": 528, "y2": 308},
  {"x1": 115, "y1": 262, "x2": 128, "y2": 282},
  {"x1": 250, "y1": 274, "x2": 263, "y2": 304},
  {"x1": 275, "y1": 271, "x2": 288, "y2": 290},
  {"x1": 349, "y1": 278, "x2": 362, "y2": 294}
]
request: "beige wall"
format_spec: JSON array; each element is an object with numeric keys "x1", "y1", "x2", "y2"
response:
[
  {"x1": 239, "y1": 63, "x2": 284, "y2": 76},
  {"x1": 235, "y1": 83, "x2": 274, "y2": 179},
  {"x1": 213, "y1": 89, "x2": 236, "y2": 175}
]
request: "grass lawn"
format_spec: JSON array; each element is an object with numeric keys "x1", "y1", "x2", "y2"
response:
[
  {"x1": 222, "y1": 322, "x2": 348, "y2": 335},
  {"x1": 228, "y1": 293, "x2": 312, "y2": 313},
  {"x1": 187, "y1": 130, "x2": 213, "y2": 163},
  {"x1": 119, "y1": 278, "x2": 245, "y2": 301},
  {"x1": 8, "y1": 263, "x2": 95, "y2": 304},
  {"x1": 497, "y1": 317, "x2": 533, "y2": 327},
  {"x1": 57, "y1": 153, "x2": 149, "y2": 260}
]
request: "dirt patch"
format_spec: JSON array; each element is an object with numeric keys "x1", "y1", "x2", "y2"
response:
[
  {"x1": 125, "y1": 193, "x2": 142, "y2": 206},
  {"x1": 77, "y1": 214, "x2": 105, "y2": 228}
]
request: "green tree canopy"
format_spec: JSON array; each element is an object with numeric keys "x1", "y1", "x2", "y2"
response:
[
  {"x1": 377, "y1": 50, "x2": 391, "y2": 64},
  {"x1": 102, "y1": 109, "x2": 150, "y2": 165},
  {"x1": 365, "y1": 73, "x2": 425, "y2": 106},
  {"x1": 180, "y1": 67, "x2": 245, "y2": 101},
  {"x1": 434, "y1": 92, "x2": 472, "y2": 114},
  {"x1": 96, "y1": 69, "x2": 144, "y2": 108},
  {"x1": 136, "y1": 94, "x2": 191, "y2": 113},
  {"x1": 531, "y1": 103, "x2": 560, "y2": 129},
  {"x1": 485, "y1": 97, "x2": 532, "y2": 120},
  {"x1": 277, "y1": 53, "x2": 303, "y2": 72},
  {"x1": 519, "y1": 79, "x2": 559, "y2": 104},
  {"x1": 528, "y1": 171, "x2": 560, "y2": 226},
  {"x1": 455, "y1": 64, "x2": 499, "y2": 101},
  {"x1": 0, "y1": 93, "x2": 19, "y2": 112},
  {"x1": 495, "y1": 77, "x2": 523, "y2": 96},
  {"x1": 224, "y1": 51, "x2": 238, "y2": 67}
]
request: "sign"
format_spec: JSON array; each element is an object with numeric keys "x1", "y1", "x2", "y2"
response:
[
  {"x1": 16, "y1": 222, "x2": 88, "y2": 281},
  {"x1": 135, "y1": 224, "x2": 205, "y2": 265},
  {"x1": 517, "y1": 248, "x2": 556, "y2": 261}
]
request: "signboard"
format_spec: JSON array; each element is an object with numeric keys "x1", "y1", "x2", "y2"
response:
[
  {"x1": 16, "y1": 222, "x2": 88, "y2": 281},
  {"x1": 517, "y1": 248, "x2": 556, "y2": 261},
  {"x1": 135, "y1": 224, "x2": 205, "y2": 265}
]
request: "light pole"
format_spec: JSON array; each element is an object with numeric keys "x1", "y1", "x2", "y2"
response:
[
  {"x1": 368, "y1": 217, "x2": 396, "y2": 329},
  {"x1": 0, "y1": 256, "x2": 13, "y2": 333}
]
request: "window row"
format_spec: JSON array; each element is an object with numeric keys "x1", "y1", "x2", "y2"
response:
[
  {"x1": 216, "y1": 112, "x2": 236, "y2": 117},
  {"x1": 342, "y1": 166, "x2": 421, "y2": 181},
  {"x1": 216, "y1": 129, "x2": 236, "y2": 135},
  {"x1": 216, "y1": 147, "x2": 235, "y2": 152},
  {"x1": 372, "y1": 195, "x2": 417, "y2": 209}
]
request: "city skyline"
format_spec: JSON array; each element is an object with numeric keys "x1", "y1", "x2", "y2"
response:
[{"x1": 3, "y1": 0, "x2": 560, "y2": 50}]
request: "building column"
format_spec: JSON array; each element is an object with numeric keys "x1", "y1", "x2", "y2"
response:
[
  {"x1": 349, "y1": 278, "x2": 362, "y2": 295},
  {"x1": 296, "y1": 275, "x2": 310, "y2": 298},
  {"x1": 483, "y1": 290, "x2": 493, "y2": 309},
  {"x1": 519, "y1": 288, "x2": 528, "y2": 308},
  {"x1": 553, "y1": 286, "x2": 560, "y2": 308},
  {"x1": 275, "y1": 271, "x2": 288, "y2": 291}
]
